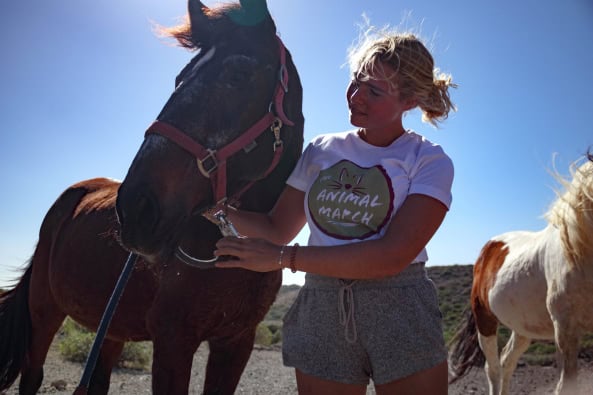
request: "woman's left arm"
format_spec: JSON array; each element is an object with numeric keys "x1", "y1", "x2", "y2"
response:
[{"x1": 214, "y1": 193, "x2": 448, "y2": 279}]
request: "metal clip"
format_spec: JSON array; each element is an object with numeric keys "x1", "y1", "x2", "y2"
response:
[
  {"x1": 271, "y1": 118, "x2": 283, "y2": 152},
  {"x1": 214, "y1": 211, "x2": 241, "y2": 237}
]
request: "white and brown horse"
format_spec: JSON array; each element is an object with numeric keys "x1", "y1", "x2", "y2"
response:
[{"x1": 449, "y1": 153, "x2": 593, "y2": 395}]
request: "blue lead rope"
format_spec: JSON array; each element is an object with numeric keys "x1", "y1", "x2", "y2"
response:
[{"x1": 73, "y1": 252, "x2": 138, "y2": 395}]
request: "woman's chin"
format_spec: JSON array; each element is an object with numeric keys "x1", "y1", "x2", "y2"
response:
[{"x1": 349, "y1": 117, "x2": 362, "y2": 127}]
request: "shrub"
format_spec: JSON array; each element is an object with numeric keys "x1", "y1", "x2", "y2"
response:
[
  {"x1": 271, "y1": 329, "x2": 282, "y2": 344},
  {"x1": 58, "y1": 318, "x2": 152, "y2": 370},
  {"x1": 58, "y1": 319, "x2": 94, "y2": 363},
  {"x1": 254, "y1": 322, "x2": 273, "y2": 346}
]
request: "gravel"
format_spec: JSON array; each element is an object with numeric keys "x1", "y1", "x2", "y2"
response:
[{"x1": 2, "y1": 342, "x2": 592, "y2": 394}]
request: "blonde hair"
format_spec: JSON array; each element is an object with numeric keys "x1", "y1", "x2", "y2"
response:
[
  {"x1": 545, "y1": 155, "x2": 593, "y2": 268},
  {"x1": 348, "y1": 27, "x2": 456, "y2": 126}
]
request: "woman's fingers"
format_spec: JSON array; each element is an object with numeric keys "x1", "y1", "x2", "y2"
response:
[
  {"x1": 214, "y1": 236, "x2": 248, "y2": 257},
  {"x1": 214, "y1": 237, "x2": 282, "y2": 272}
]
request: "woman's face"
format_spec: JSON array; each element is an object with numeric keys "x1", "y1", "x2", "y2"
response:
[{"x1": 346, "y1": 62, "x2": 415, "y2": 133}]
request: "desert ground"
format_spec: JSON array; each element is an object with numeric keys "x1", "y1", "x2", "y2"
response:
[{"x1": 2, "y1": 341, "x2": 593, "y2": 394}]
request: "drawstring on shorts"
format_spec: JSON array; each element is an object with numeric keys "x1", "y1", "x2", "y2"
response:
[
  {"x1": 303, "y1": 263, "x2": 426, "y2": 346},
  {"x1": 338, "y1": 280, "x2": 357, "y2": 344}
]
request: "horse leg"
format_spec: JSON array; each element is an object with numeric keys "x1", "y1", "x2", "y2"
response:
[
  {"x1": 18, "y1": 313, "x2": 64, "y2": 395},
  {"x1": 86, "y1": 338, "x2": 124, "y2": 395},
  {"x1": 19, "y1": 255, "x2": 67, "y2": 395},
  {"x1": 553, "y1": 320, "x2": 580, "y2": 395},
  {"x1": 499, "y1": 331, "x2": 531, "y2": 395},
  {"x1": 203, "y1": 331, "x2": 256, "y2": 395},
  {"x1": 151, "y1": 333, "x2": 199, "y2": 394},
  {"x1": 478, "y1": 332, "x2": 502, "y2": 395}
]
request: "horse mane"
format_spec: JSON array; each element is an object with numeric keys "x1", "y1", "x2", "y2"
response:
[
  {"x1": 545, "y1": 151, "x2": 593, "y2": 268},
  {"x1": 157, "y1": 17, "x2": 196, "y2": 50}
]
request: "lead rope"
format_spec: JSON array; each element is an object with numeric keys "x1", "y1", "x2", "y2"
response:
[
  {"x1": 338, "y1": 280, "x2": 358, "y2": 344},
  {"x1": 74, "y1": 253, "x2": 138, "y2": 395}
]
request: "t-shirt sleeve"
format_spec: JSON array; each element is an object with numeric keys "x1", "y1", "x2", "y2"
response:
[
  {"x1": 408, "y1": 145, "x2": 454, "y2": 209},
  {"x1": 286, "y1": 141, "x2": 315, "y2": 192}
]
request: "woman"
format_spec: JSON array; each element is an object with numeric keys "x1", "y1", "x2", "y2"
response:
[{"x1": 213, "y1": 28, "x2": 456, "y2": 395}]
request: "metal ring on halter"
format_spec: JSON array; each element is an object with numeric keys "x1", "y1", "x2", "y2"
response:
[
  {"x1": 278, "y1": 64, "x2": 288, "y2": 92},
  {"x1": 176, "y1": 211, "x2": 241, "y2": 269},
  {"x1": 175, "y1": 246, "x2": 218, "y2": 268}
]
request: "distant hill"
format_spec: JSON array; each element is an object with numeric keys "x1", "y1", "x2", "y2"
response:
[{"x1": 265, "y1": 264, "x2": 593, "y2": 366}]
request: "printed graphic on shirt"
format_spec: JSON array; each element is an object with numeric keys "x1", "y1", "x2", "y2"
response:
[{"x1": 308, "y1": 160, "x2": 394, "y2": 239}]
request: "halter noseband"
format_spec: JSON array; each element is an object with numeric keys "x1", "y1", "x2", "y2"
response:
[{"x1": 144, "y1": 36, "x2": 294, "y2": 207}]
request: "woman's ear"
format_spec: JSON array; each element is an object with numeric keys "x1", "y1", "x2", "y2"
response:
[{"x1": 403, "y1": 98, "x2": 418, "y2": 112}]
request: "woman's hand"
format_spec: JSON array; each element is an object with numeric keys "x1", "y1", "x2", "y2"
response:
[{"x1": 214, "y1": 236, "x2": 284, "y2": 272}]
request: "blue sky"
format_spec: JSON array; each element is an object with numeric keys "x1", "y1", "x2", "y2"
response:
[{"x1": 1, "y1": 0, "x2": 592, "y2": 287}]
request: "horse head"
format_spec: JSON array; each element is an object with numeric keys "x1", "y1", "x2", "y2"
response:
[{"x1": 116, "y1": 0, "x2": 304, "y2": 263}]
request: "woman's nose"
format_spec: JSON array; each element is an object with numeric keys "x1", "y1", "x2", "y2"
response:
[{"x1": 348, "y1": 85, "x2": 365, "y2": 104}]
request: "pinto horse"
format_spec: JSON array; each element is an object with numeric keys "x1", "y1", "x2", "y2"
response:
[
  {"x1": 0, "y1": 0, "x2": 303, "y2": 394},
  {"x1": 449, "y1": 154, "x2": 593, "y2": 395}
]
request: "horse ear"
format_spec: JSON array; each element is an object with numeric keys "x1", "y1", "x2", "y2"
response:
[
  {"x1": 188, "y1": 0, "x2": 214, "y2": 45},
  {"x1": 188, "y1": 0, "x2": 210, "y2": 30}
]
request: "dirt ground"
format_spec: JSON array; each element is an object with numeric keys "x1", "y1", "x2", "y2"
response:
[{"x1": 2, "y1": 342, "x2": 593, "y2": 394}]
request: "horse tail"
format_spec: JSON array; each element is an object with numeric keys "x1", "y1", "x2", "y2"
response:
[
  {"x1": 0, "y1": 260, "x2": 33, "y2": 391},
  {"x1": 448, "y1": 307, "x2": 485, "y2": 383}
]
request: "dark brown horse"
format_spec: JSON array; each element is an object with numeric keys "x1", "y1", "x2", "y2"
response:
[{"x1": 0, "y1": 0, "x2": 303, "y2": 393}]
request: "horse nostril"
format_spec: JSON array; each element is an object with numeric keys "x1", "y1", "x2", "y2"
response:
[
  {"x1": 135, "y1": 194, "x2": 160, "y2": 231},
  {"x1": 117, "y1": 186, "x2": 161, "y2": 235}
]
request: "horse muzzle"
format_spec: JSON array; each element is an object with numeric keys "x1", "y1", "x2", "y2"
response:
[{"x1": 115, "y1": 182, "x2": 177, "y2": 261}]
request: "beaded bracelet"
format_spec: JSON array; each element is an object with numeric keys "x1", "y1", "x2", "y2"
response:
[{"x1": 289, "y1": 243, "x2": 299, "y2": 273}]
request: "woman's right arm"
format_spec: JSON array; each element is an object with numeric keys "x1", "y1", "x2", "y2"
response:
[{"x1": 224, "y1": 185, "x2": 307, "y2": 245}]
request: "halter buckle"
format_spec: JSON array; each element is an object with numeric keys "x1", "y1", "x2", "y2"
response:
[{"x1": 196, "y1": 149, "x2": 218, "y2": 178}]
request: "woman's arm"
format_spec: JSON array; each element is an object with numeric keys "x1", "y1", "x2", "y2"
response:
[
  {"x1": 215, "y1": 193, "x2": 448, "y2": 279},
  {"x1": 223, "y1": 185, "x2": 307, "y2": 245}
]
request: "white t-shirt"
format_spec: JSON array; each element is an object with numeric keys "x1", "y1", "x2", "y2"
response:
[{"x1": 287, "y1": 129, "x2": 454, "y2": 263}]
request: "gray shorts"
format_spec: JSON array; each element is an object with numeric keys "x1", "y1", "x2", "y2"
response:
[{"x1": 282, "y1": 263, "x2": 447, "y2": 385}]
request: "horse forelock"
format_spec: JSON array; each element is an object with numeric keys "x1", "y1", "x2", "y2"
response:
[{"x1": 545, "y1": 158, "x2": 593, "y2": 268}]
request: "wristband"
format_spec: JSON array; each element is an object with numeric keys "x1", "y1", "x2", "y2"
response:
[{"x1": 289, "y1": 243, "x2": 299, "y2": 273}]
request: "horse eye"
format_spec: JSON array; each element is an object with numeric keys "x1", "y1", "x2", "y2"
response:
[{"x1": 224, "y1": 70, "x2": 251, "y2": 88}]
